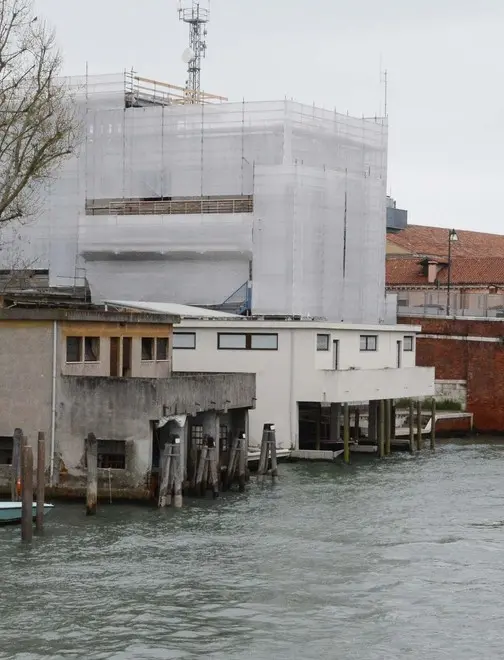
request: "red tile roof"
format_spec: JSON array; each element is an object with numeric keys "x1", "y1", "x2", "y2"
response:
[
  {"x1": 387, "y1": 257, "x2": 504, "y2": 286},
  {"x1": 387, "y1": 225, "x2": 504, "y2": 258}
]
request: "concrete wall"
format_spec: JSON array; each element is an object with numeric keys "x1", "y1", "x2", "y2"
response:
[
  {"x1": 172, "y1": 321, "x2": 434, "y2": 450},
  {"x1": 54, "y1": 373, "x2": 255, "y2": 489},
  {"x1": 399, "y1": 316, "x2": 504, "y2": 431}
]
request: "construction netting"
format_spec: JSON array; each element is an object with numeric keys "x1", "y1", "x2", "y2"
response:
[{"x1": 1, "y1": 73, "x2": 388, "y2": 323}]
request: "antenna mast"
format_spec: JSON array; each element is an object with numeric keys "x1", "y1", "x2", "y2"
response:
[{"x1": 178, "y1": 1, "x2": 209, "y2": 104}]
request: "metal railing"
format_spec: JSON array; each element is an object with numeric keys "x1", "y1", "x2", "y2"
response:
[{"x1": 85, "y1": 196, "x2": 254, "y2": 216}]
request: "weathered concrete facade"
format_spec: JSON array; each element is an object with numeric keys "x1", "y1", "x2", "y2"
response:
[{"x1": 0, "y1": 307, "x2": 255, "y2": 497}]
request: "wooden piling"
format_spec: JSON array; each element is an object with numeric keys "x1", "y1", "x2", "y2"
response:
[
  {"x1": 408, "y1": 400, "x2": 415, "y2": 454},
  {"x1": 354, "y1": 408, "x2": 360, "y2": 442},
  {"x1": 85, "y1": 432, "x2": 98, "y2": 516},
  {"x1": 158, "y1": 444, "x2": 172, "y2": 508},
  {"x1": 207, "y1": 436, "x2": 219, "y2": 499},
  {"x1": 343, "y1": 403, "x2": 350, "y2": 464},
  {"x1": 238, "y1": 432, "x2": 247, "y2": 492},
  {"x1": 379, "y1": 400, "x2": 385, "y2": 458},
  {"x1": 225, "y1": 435, "x2": 239, "y2": 491},
  {"x1": 416, "y1": 400, "x2": 422, "y2": 451},
  {"x1": 173, "y1": 438, "x2": 183, "y2": 508},
  {"x1": 36, "y1": 432, "x2": 45, "y2": 533},
  {"x1": 270, "y1": 427, "x2": 278, "y2": 478},
  {"x1": 430, "y1": 398, "x2": 436, "y2": 451},
  {"x1": 21, "y1": 443, "x2": 33, "y2": 543},
  {"x1": 257, "y1": 426, "x2": 269, "y2": 484},
  {"x1": 385, "y1": 400, "x2": 391, "y2": 456},
  {"x1": 195, "y1": 445, "x2": 208, "y2": 494},
  {"x1": 11, "y1": 428, "x2": 23, "y2": 502}
]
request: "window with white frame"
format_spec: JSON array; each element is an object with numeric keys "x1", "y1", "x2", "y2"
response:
[
  {"x1": 173, "y1": 332, "x2": 196, "y2": 349},
  {"x1": 66, "y1": 336, "x2": 100, "y2": 363},
  {"x1": 316, "y1": 334, "x2": 330, "y2": 351},
  {"x1": 360, "y1": 335, "x2": 378, "y2": 352},
  {"x1": 218, "y1": 333, "x2": 278, "y2": 350},
  {"x1": 404, "y1": 336, "x2": 414, "y2": 352}
]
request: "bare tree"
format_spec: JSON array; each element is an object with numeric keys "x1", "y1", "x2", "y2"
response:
[{"x1": 0, "y1": 0, "x2": 78, "y2": 224}]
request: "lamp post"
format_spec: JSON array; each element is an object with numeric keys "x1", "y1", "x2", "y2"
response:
[{"x1": 446, "y1": 228, "x2": 458, "y2": 316}]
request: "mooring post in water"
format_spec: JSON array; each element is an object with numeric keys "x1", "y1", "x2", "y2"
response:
[
  {"x1": 85, "y1": 432, "x2": 98, "y2": 516},
  {"x1": 343, "y1": 403, "x2": 350, "y2": 464},
  {"x1": 257, "y1": 425, "x2": 269, "y2": 484},
  {"x1": 11, "y1": 428, "x2": 23, "y2": 502},
  {"x1": 36, "y1": 432, "x2": 45, "y2": 533},
  {"x1": 207, "y1": 436, "x2": 219, "y2": 499},
  {"x1": 416, "y1": 400, "x2": 423, "y2": 451},
  {"x1": 408, "y1": 400, "x2": 415, "y2": 454},
  {"x1": 21, "y1": 442, "x2": 33, "y2": 543},
  {"x1": 195, "y1": 444, "x2": 208, "y2": 495},
  {"x1": 238, "y1": 431, "x2": 247, "y2": 492},
  {"x1": 158, "y1": 443, "x2": 172, "y2": 508},
  {"x1": 385, "y1": 400, "x2": 391, "y2": 456},
  {"x1": 225, "y1": 434, "x2": 240, "y2": 491},
  {"x1": 173, "y1": 436, "x2": 183, "y2": 508},
  {"x1": 430, "y1": 398, "x2": 436, "y2": 451},
  {"x1": 354, "y1": 407, "x2": 360, "y2": 442},
  {"x1": 378, "y1": 400, "x2": 385, "y2": 458}
]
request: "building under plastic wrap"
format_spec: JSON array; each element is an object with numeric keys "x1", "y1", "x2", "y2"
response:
[{"x1": 1, "y1": 73, "x2": 388, "y2": 324}]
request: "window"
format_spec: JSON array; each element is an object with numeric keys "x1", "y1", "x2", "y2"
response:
[
  {"x1": 156, "y1": 338, "x2": 169, "y2": 361},
  {"x1": 173, "y1": 332, "x2": 196, "y2": 349},
  {"x1": 404, "y1": 336, "x2": 414, "y2": 352},
  {"x1": 218, "y1": 333, "x2": 278, "y2": 350},
  {"x1": 142, "y1": 337, "x2": 154, "y2": 361},
  {"x1": 84, "y1": 337, "x2": 100, "y2": 362},
  {"x1": 317, "y1": 334, "x2": 330, "y2": 351},
  {"x1": 220, "y1": 425, "x2": 229, "y2": 452},
  {"x1": 191, "y1": 425, "x2": 204, "y2": 447},
  {"x1": 360, "y1": 335, "x2": 378, "y2": 352},
  {"x1": 66, "y1": 336, "x2": 82, "y2": 362},
  {"x1": 0, "y1": 436, "x2": 13, "y2": 465},
  {"x1": 142, "y1": 337, "x2": 170, "y2": 361},
  {"x1": 66, "y1": 336, "x2": 100, "y2": 363},
  {"x1": 97, "y1": 440, "x2": 126, "y2": 470}
]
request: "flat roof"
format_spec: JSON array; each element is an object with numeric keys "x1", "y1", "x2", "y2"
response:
[
  {"x1": 104, "y1": 300, "x2": 240, "y2": 319},
  {"x1": 175, "y1": 318, "x2": 422, "y2": 333}
]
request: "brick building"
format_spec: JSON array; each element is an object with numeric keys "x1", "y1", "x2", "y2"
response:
[{"x1": 398, "y1": 316, "x2": 504, "y2": 433}]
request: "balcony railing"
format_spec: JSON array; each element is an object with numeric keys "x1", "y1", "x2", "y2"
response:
[{"x1": 85, "y1": 195, "x2": 254, "y2": 217}]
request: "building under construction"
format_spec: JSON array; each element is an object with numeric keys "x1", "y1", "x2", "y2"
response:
[{"x1": 5, "y1": 66, "x2": 388, "y2": 324}]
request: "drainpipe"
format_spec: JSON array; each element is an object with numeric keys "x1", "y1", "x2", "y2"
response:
[{"x1": 50, "y1": 320, "x2": 57, "y2": 484}]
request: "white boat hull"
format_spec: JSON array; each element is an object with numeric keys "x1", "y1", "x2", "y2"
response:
[{"x1": 0, "y1": 502, "x2": 54, "y2": 525}]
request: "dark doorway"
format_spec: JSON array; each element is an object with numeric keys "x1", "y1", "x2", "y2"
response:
[
  {"x1": 122, "y1": 337, "x2": 132, "y2": 377},
  {"x1": 110, "y1": 337, "x2": 120, "y2": 376},
  {"x1": 298, "y1": 403, "x2": 334, "y2": 450}
]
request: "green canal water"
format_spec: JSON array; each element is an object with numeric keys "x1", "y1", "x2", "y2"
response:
[{"x1": 2, "y1": 440, "x2": 504, "y2": 659}]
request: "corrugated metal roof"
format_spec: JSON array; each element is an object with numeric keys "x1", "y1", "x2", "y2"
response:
[{"x1": 104, "y1": 300, "x2": 240, "y2": 319}]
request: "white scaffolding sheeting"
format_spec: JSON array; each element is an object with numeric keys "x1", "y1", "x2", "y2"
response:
[{"x1": 0, "y1": 73, "x2": 388, "y2": 323}]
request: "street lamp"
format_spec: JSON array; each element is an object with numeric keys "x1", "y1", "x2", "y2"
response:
[{"x1": 446, "y1": 228, "x2": 458, "y2": 316}]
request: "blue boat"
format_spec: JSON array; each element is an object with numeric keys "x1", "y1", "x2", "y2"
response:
[{"x1": 0, "y1": 502, "x2": 54, "y2": 525}]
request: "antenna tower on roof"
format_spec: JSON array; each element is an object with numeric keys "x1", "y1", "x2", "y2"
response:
[{"x1": 178, "y1": 1, "x2": 209, "y2": 104}]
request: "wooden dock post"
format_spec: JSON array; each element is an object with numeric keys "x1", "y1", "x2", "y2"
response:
[
  {"x1": 379, "y1": 400, "x2": 385, "y2": 458},
  {"x1": 195, "y1": 444, "x2": 208, "y2": 495},
  {"x1": 238, "y1": 432, "x2": 247, "y2": 492},
  {"x1": 36, "y1": 432, "x2": 45, "y2": 533},
  {"x1": 257, "y1": 425, "x2": 269, "y2": 484},
  {"x1": 21, "y1": 442, "x2": 33, "y2": 543},
  {"x1": 385, "y1": 400, "x2": 391, "y2": 456},
  {"x1": 11, "y1": 428, "x2": 23, "y2": 502},
  {"x1": 207, "y1": 436, "x2": 219, "y2": 499},
  {"x1": 343, "y1": 403, "x2": 350, "y2": 464},
  {"x1": 408, "y1": 400, "x2": 415, "y2": 454},
  {"x1": 430, "y1": 398, "x2": 436, "y2": 451},
  {"x1": 416, "y1": 400, "x2": 422, "y2": 451},
  {"x1": 158, "y1": 443, "x2": 172, "y2": 508},
  {"x1": 270, "y1": 426, "x2": 278, "y2": 478},
  {"x1": 173, "y1": 437, "x2": 183, "y2": 508},
  {"x1": 85, "y1": 433, "x2": 98, "y2": 516},
  {"x1": 354, "y1": 407, "x2": 360, "y2": 442}
]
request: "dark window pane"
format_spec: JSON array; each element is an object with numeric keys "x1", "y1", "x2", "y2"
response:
[
  {"x1": 156, "y1": 338, "x2": 169, "y2": 361},
  {"x1": 66, "y1": 337, "x2": 82, "y2": 362},
  {"x1": 142, "y1": 337, "x2": 154, "y2": 361}
]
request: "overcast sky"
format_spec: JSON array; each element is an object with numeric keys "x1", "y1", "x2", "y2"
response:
[{"x1": 38, "y1": 0, "x2": 504, "y2": 233}]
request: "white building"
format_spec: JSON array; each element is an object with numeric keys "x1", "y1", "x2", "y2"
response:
[
  {"x1": 2, "y1": 73, "x2": 388, "y2": 325},
  {"x1": 105, "y1": 302, "x2": 434, "y2": 451}
]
